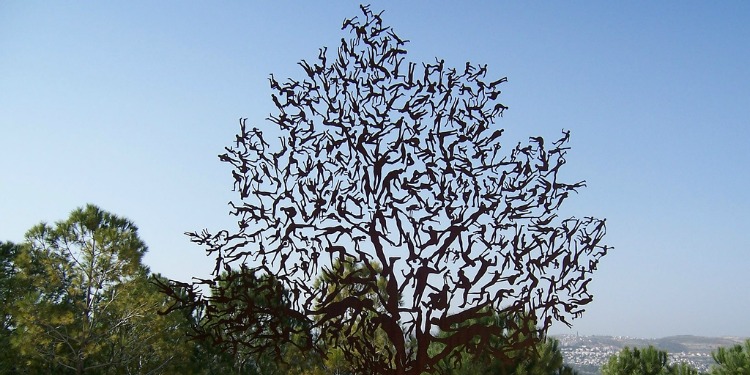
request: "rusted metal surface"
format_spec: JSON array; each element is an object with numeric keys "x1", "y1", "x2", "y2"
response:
[{"x1": 160, "y1": 5, "x2": 608, "y2": 374}]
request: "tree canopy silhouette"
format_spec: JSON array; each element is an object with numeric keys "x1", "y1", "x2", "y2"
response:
[{"x1": 161, "y1": 5, "x2": 609, "y2": 375}]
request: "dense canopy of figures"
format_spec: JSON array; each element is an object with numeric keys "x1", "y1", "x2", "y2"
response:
[{"x1": 162, "y1": 5, "x2": 609, "y2": 375}]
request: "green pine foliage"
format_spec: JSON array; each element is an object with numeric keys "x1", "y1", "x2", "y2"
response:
[
  {"x1": 7, "y1": 206, "x2": 748, "y2": 375},
  {"x1": 0, "y1": 241, "x2": 23, "y2": 374},
  {"x1": 601, "y1": 346, "x2": 702, "y2": 375},
  {"x1": 710, "y1": 340, "x2": 750, "y2": 375},
  {"x1": 417, "y1": 307, "x2": 575, "y2": 375},
  {"x1": 8, "y1": 205, "x2": 194, "y2": 374}
]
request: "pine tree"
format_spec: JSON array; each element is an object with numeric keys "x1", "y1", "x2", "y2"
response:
[
  {"x1": 11, "y1": 204, "x2": 191, "y2": 374},
  {"x1": 711, "y1": 340, "x2": 750, "y2": 375}
]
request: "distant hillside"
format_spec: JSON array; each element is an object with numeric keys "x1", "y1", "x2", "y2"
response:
[{"x1": 552, "y1": 334, "x2": 748, "y2": 375}]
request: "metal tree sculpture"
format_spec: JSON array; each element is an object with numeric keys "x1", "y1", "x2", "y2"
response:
[{"x1": 161, "y1": 5, "x2": 609, "y2": 375}]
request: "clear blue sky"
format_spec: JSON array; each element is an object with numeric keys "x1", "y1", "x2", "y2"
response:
[{"x1": 2, "y1": 2, "x2": 749, "y2": 339}]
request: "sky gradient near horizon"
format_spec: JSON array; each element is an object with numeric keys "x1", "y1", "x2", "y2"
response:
[{"x1": 2, "y1": 2, "x2": 749, "y2": 339}]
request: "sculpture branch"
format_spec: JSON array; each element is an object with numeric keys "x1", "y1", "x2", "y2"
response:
[{"x1": 160, "y1": 5, "x2": 609, "y2": 375}]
